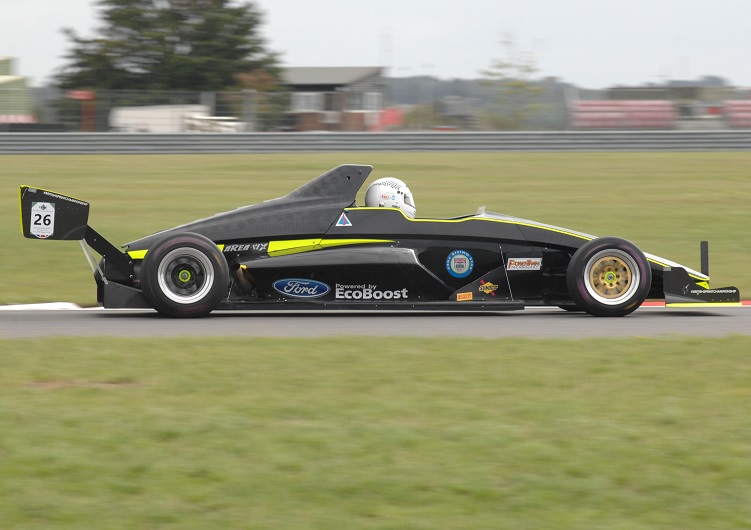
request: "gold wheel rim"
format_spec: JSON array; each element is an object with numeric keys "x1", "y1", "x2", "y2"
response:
[{"x1": 588, "y1": 256, "x2": 632, "y2": 299}]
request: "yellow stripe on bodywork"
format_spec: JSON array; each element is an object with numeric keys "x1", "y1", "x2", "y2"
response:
[
  {"x1": 646, "y1": 257, "x2": 707, "y2": 283},
  {"x1": 666, "y1": 302, "x2": 742, "y2": 308},
  {"x1": 18, "y1": 187, "x2": 24, "y2": 235},
  {"x1": 128, "y1": 243, "x2": 225, "y2": 260},
  {"x1": 268, "y1": 238, "x2": 394, "y2": 257},
  {"x1": 320, "y1": 238, "x2": 393, "y2": 249},
  {"x1": 351, "y1": 208, "x2": 714, "y2": 284},
  {"x1": 349, "y1": 207, "x2": 593, "y2": 241},
  {"x1": 268, "y1": 239, "x2": 322, "y2": 256},
  {"x1": 130, "y1": 239, "x2": 391, "y2": 259}
]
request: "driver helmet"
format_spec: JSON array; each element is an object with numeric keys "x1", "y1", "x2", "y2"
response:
[{"x1": 364, "y1": 177, "x2": 416, "y2": 218}]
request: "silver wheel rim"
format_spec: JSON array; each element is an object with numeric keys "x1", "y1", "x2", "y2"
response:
[
  {"x1": 583, "y1": 249, "x2": 640, "y2": 305},
  {"x1": 157, "y1": 247, "x2": 214, "y2": 305}
]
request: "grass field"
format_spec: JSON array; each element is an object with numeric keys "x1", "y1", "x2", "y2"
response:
[
  {"x1": 2, "y1": 153, "x2": 751, "y2": 528},
  {"x1": 1, "y1": 336, "x2": 750, "y2": 529},
  {"x1": 2, "y1": 152, "x2": 750, "y2": 304}
]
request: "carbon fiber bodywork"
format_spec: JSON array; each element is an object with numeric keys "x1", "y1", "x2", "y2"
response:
[
  {"x1": 118, "y1": 165, "x2": 587, "y2": 309},
  {"x1": 20, "y1": 164, "x2": 742, "y2": 315}
]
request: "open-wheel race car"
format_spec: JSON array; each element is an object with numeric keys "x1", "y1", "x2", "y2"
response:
[{"x1": 19, "y1": 164, "x2": 741, "y2": 317}]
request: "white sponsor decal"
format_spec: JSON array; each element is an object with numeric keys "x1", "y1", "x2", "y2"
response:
[
  {"x1": 335, "y1": 284, "x2": 408, "y2": 300},
  {"x1": 223, "y1": 243, "x2": 268, "y2": 253},
  {"x1": 42, "y1": 191, "x2": 87, "y2": 207},
  {"x1": 507, "y1": 258, "x2": 542, "y2": 271},
  {"x1": 273, "y1": 279, "x2": 330, "y2": 298},
  {"x1": 31, "y1": 202, "x2": 55, "y2": 238}
]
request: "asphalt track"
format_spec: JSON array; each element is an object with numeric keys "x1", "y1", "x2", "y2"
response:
[{"x1": 0, "y1": 305, "x2": 748, "y2": 339}]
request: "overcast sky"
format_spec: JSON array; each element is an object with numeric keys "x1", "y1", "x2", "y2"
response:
[{"x1": 2, "y1": 0, "x2": 750, "y2": 88}]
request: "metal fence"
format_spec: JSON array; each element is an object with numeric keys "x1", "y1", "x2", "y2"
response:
[
  {"x1": 2, "y1": 85, "x2": 751, "y2": 135},
  {"x1": 1, "y1": 88, "x2": 291, "y2": 132},
  {"x1": 2, "y1": 130, "x2": 751, "y2": 154}
]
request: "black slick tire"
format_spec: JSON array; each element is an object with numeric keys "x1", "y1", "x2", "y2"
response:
[
  {"x1": 566, "y1": 237, "x2": 652, "y2": 317},
  {"x1": 140, "y1": 232, "x2": 229, "y2": 318}
]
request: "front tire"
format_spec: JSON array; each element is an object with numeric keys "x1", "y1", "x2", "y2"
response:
[
  {"x1": 566, "y1": 237, "x2": 651, "y2": 317},
  {"x1": 141, "y1": 233, "x2": 229, "y2": 318}
]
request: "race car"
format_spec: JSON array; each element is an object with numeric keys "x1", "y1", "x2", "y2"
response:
[{"x1": 19, "y1": 164, "x2": 741, "y2": 317}]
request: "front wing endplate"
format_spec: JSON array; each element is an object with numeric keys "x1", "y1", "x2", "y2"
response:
[{"x1": 663, "y1": 267, "x2": 741, "y2": 307}]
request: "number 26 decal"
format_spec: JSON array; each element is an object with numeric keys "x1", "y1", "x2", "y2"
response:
[{"x1": 30, "y1": 202, "x2": 55, "y2": 238}]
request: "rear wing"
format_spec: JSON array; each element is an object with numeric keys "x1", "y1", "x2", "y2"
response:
[
  {"x1": 19, "y1": 186, "x2": 90, "y2": 240},
  {"x1": 19, "y1": 186, "x2": 133, "y2": 283}
]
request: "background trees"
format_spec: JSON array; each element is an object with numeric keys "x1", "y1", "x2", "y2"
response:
[
  {"x1": 56, "y1": 0, "x2": 279, "y2": 91},
  {"x1": 480, "y1": 38, "x2": 546, "y2": 130}
]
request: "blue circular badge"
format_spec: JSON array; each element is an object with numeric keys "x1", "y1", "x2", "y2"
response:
[{"x1": 446, "y1": 250, "x2": 474, "y2": 278}]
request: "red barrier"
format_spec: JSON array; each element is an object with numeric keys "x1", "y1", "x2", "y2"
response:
[
  {"x1": 571, "y1": 100, "x2": 677, "y2": 129},
  {"x1": 725, "y1": 101, "x2": 751, "y2": 128}
]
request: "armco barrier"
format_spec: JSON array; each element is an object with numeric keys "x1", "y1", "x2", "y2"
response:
[{"x1": 1, "y1": 131, "x2": 751, "y2": 154}]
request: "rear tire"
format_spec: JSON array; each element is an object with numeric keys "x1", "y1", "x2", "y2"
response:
[
  {"x1": 566, "y1": 237, "x2": 651, "y2": 317},
  {"x1": 140, "y1": 233, "x2": 229, "y2": 318}
]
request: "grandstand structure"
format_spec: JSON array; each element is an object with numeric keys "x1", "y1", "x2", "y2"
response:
[{"x1": 570, "y1": 85, "x2": 751, "y2": 130}]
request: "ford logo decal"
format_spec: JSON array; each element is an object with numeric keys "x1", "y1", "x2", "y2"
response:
[{"x1": 272, "y1": 278, "x2": 331, "y2": 298}]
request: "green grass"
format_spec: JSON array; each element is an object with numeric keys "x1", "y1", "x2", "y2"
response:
[
  {"x1": 1, "y1": 336, "x2": 750, "y2": 529},
  {"x1": 3, "y1": 154, "x2": 750, "y2": 529},
  {"x1": 2, "y1": 152, "x2": 751, "y2": 304}
]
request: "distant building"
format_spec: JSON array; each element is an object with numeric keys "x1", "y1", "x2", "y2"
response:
[
  {"x1": 0, "y1": 57, "x2": 35, "y2": 125},
  {"x1": 282, "y1": 66, "x2": 386, "y2": 131}
]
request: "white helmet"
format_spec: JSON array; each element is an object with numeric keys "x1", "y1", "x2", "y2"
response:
[{"x1": 364, "y1": 177, "x2": 417, "y2": 218}]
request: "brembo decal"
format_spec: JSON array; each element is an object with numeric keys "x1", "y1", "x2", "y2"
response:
[
  {"x1": 273, "y1": 279, "x2": 331, "y2": 298},
  {"x1": 506, "y1": 258, "x2": 542, "y2": 271},
  {"x1": 335, "y1": 284, "x2": 408, "y2": 300}
]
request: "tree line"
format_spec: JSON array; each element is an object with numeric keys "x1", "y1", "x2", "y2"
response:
[
  {"x1": 55, "y1": 2, "x2": 582, "y2": 130},
  {"x1": 57, "y1": 0, "x2": 280, "y2": 92}
]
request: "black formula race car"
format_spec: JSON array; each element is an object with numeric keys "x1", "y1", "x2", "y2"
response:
[{"x1": 19, "y1": 164, "x2": 741, "y2": 317}]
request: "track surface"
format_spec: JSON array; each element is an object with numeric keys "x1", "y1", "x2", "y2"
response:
[{"x1": 0, "y1": 306, "x2": 748, "y2": 339}]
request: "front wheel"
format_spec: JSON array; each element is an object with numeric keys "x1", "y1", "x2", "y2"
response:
[
  {"x1": 140, "y1": 233, "x2": 229, "y2": 318},
  {"x1": 566, "y1": 237, "x2": 652, "y2": 317}
]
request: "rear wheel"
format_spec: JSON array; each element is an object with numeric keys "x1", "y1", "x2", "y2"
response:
[
  {"x1": 140, "y1": 233, "x2": 229, "y2": 318},
  {"x1": 566, "y1": 237, "x2": 651, "y2": 317}
]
